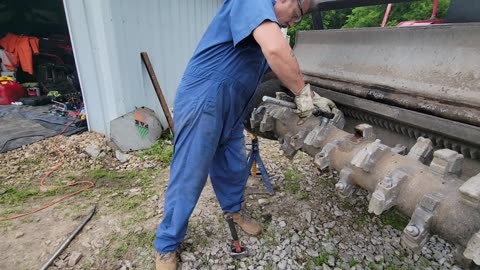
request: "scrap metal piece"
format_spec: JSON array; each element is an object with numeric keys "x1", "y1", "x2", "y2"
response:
[
  {"x1": 369, "y1": 169, "x2": 409, "y2": 215},
  {"x1": 459, "y1": 173, "x2": 480, "y2": 208},
  {"x1": 401, "y1": 193, "x2": 441, "y2": 252},
  {"x1": 429, "y1": 149, "x2": 464, "y2": 178},
  {"x1": 350, "y1": 139, "x2": 388, "y2": 172},
  {"x1": 464, "y1": 231, "x2": 480, "y2": 265}
]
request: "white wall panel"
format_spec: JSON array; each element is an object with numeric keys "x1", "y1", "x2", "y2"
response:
[{"x1": 64, "y1": 0, "x2": 223, "y2": 135}]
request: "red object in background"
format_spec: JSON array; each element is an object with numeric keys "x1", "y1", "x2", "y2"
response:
[
  {"x1": 0, "y1": 79, "x2": 25, "y2": 105},
  {"x1": 382, "y1": 0, "x2": 443, "y2": 27}
]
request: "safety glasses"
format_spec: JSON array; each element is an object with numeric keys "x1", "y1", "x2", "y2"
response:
[{"x1": 295, "y1": 0, "x2": 304, "y2": 23}]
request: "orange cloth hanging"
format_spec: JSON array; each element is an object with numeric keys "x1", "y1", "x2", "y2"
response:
[{"x1": 0, "y1": 33, "x2": 39, "y2": 75}]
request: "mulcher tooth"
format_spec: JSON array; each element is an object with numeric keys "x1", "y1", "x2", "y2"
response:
[
  {"x1": 354, "y1": 123, "x2": 376, "y2": 141},
  {"x1": 429, "y1": 149, "x2": 464, "y2": 179},
  {"x1": 401, "y1": 192, "x2": 442, "y2": 252},
  {"x1": 459, "y1": 173, "x2": 480, "y2": 208},
  {"x1": 290, "y1": 129, "x2": 310, "y2": 151},
  {"x1": 304, "y1": 125, "x2": 327, "y2": 149},
  {"x1": 407, "y1": 137, "x2": 433, "y2": 164},
  {"x1": 368, "y1": 169, "x2": 410, "y2": 215},
  {"x1": 280, "y1": 133, "x2": 298, "y2": 159},
  {"x1": 250, "y1": 106, "x2": 265, "y2": 130},
  {"x1": 335, "y1": 168, "x2": 356, "y2": 198},
  {"x1": 464, "y1": 231, "x2": 480, "y2": 265},
  {"x1": 259, "y1": 112, "x2": 275, "y2": 133},
  {"x1": 314, "y1": 143, "x2": 337, "y2": 170},
  {"x1": 350, "y1": 139, "x2": 389, "y2": 173}
]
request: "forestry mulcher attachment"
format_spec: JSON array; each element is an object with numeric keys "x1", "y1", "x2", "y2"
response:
[{"x1": 247, "y1": 0, "x2": 480, "y2": 267}]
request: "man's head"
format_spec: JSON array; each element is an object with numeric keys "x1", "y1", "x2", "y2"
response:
[{"x1": 274, "y1": 0, "x2": 311, "y2": 28}]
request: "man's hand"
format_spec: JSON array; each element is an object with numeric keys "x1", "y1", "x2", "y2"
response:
[
  {"x1": 294, "y1": 84, "x2": 315, "y2": 118},
  {"x1": 294, "y1": 84, "x2": 337, "y2": 118},
  {"x1": 313, "y1": 92, "x2": 336, "y2": 114}
]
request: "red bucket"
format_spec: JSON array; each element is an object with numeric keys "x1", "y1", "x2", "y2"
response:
[{"x1": 0, "y1": 78, "x2": 25, "y2": 105}]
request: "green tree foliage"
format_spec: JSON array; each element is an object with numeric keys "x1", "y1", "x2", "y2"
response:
[
  {"x1": 343, "y1": 0, "x2": 450, "y2": 28},
  {"x1": 286, "y1": 0, "x2": 450, "y2": 46},
  {"x1": 287, "y1": 14, "x2": 313, "y2": 47},
  {"x1": 322, "y1": 9, "x2": 352, "y2": 29}
]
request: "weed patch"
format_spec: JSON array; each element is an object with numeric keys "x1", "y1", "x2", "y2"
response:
[
  {"x1": 379, "y1": 209, "x2": 409, "y2": 230},
  {"x1": 137, "y1": 136, "x2": 174, "y2": 165}
]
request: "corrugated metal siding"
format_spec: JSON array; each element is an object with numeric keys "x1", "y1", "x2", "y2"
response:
[{"x1": 64, "y1": 0, "x2": 223, "y2": 135}]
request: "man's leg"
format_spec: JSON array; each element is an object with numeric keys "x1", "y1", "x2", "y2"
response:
[
  {"x1": 209, "y1": 125, "x2": 262, "y2": 236},
  {"x1": 154, "y1": 79, "x2": 224, "y2": 254}
]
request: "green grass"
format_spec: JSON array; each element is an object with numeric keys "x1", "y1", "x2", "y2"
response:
[
  {"x1": 19, "y1": 157, "x2": 41, "y2": 166},
  {"x1": 418, "y1": 258, "x2": 431, "y2": 269},
  {"x1": 0, "y1": 187, "x2": 39, "y2": 205},
  {"x1": 284, "y1": 168, "x2": 310, "y2": 200},
  {"x1": 137, "y1": 135, "x2": 174, "y2": 165},
  {"x1": 379, "y1": 209, "x2": 409, "y2": 230},
  {"x1": 105, "y1": 231, "x2": 156, "y2": 259},
  {"x1": 312, "y1": 248, "x2": 331, "y2": 266},
  {"x1": 349, "y1": 259, "x2": 360, "y2": 267}
]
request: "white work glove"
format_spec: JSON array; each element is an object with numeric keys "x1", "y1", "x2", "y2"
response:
[
  {"x1": 294, "y1": 84, "x2": 315, "y2": 118},
  {"x1": 294, "y1": 84, "x2": 337, "y2": 118},
  {"x1": 312, "y1": 92, "x2": 337, "y2": 114}
]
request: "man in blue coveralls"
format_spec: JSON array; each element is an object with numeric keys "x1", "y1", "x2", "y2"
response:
[{"x1": 155, "y1": 0, "x2": 336, "y2": 268}]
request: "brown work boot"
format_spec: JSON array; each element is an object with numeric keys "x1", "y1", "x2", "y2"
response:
[
  {"x1": 155, "y1": 251, "x2": 177, "y2": 270},
  {"x1": 226, "y1": 211, "x2": 263, "y2": 236}
]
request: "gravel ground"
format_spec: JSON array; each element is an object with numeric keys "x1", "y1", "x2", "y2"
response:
[{"x1": 0, "y1": 131, "x2": 465, "y2": 270}]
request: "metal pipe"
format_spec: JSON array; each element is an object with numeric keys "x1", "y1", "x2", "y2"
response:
[
  {"x1": 431, "y1": 0, "x2": 438, "y2": 18},
  {"x1": 304, "y1": 75, "x2": 480, "y2": 128},
  {"x1": 39, "y1": 206, "x2": 96, "y2": 270},
  {"x1": 382, "y1": 3, "x2": 393, "y2": 27}
]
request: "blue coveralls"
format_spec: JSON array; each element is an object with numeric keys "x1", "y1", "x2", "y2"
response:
[{"x1": 154, "y1": 0, "x2": 278, "y2": 254}]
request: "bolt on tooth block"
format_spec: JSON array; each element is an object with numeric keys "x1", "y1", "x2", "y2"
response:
[
  {"x1": 250, "y1": 107, "x2": 265, "y2": 129},
  {"x1": 280, "y1": 134, "x2": 298, "y2": 159},
  {"x1": 259, "y1": 112, "x2": 275, "y2": 133},
  {"x1": 354, "y1": 124, "x2": 376, "y2": 140},
  {"x1": 336, "y1": 168, "x2": 355, "y2": 198},
  {"x1": 429, "y1": 149, "x2": 464, "y2": 178},
  {"x1": 401, "y1": 193, "x2": 442, "y2": 252},
  {"x1": 390, "y1": 144, "x2": 407, "y2": 155},
  {"x1": 304, "y1": 125, "x2": 329, "y2": 148},
  {"x1": 368, "y1": 169, "x2": 409, "y2": 215},
  {"x1": 407, "y1": 137, "x2": 433, "y2": 164},
  {"x1": 290, "y1": 129, "x2": 310, "y2": 150},
  {"x1": 314, "y1": 143, "x2": 337, "y2": 170},
  {"x1": 459, "y1": 173, "x2": 480, "y2": 208},
  {"x1": 464, "y1": 231, "x2": 480, "y2": 265},
  {"x1": 350, "y1": 139, "x2": 388, "y2": 172}
]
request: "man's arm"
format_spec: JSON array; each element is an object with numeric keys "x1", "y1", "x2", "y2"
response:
[{"x1": 252, "y1": 21, "x2": 305, "y2": 95}]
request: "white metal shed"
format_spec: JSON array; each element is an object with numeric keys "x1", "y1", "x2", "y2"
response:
[{"x1": 63, "y1": 0, "x2": 223, "y2": 135}]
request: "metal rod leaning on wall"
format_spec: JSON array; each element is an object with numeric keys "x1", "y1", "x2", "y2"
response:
[{"x1": 141, "y1": 52, "x2": 174, "y2": 134}]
